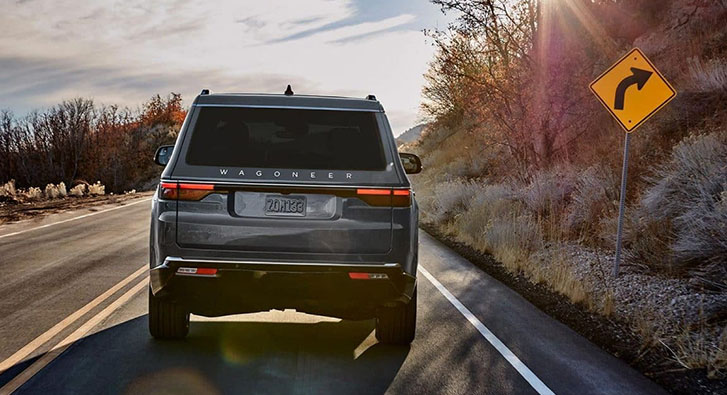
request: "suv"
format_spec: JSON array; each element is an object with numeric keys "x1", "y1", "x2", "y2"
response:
[{"x1": 149, "y1": 89, "x2": 422, "y2": 344}]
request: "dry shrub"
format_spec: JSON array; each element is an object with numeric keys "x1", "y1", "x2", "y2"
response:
[
  {"x1": 443, "y1": 181, "x2": 545, "y2": 275},
  {"x1": 43, "y1": 182, "x2": 67, "y2": 199},
  {"x1": 428, "y1": 178, "x2": 593, "y2": 307},
  {"x1": 430, "y1": 179, "x2": 485, "y2": 222},
  {"x1": 686, "y1": 57, "x2": 727, "y2": 93},
  {"x1": 44, "y1": 184, "x2": 59, "y2": 199},
  {"x1": 0, "y1": 179, "x2": 16, "y2": 198},
  {"x1": 630, "y1": 133, "x2": 727, "y2": 282},
  {"x1": 455, "y1": 184, "x2": 516, "y2": 238},
  {"x1": 623, "y1": 216, "x2": 674, "y2": 272},
  {"x1": 517, "y1": 167, "x2": 578, "y2": 241},
  {"x1": 88, "y1": 181, "x2": 105, "y2": 196},
  {"x1": 24, "y1": 187, "x2": 42, "y2": 200},
  {"x1": 480, "y1": 211, "x2": 542, "y2": 271},
  {"x1": 565, "y1": 165, "x2": 619, "y2": 243},
  {"x1": 520, "y1": 167, "x2": 576, "y2": 218},
  {"x1": 69, "y1": 184, "x2": 85, "y2": 197}
]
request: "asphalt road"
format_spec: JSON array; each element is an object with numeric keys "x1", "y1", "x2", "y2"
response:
[{"x1": 0, "y1": 195, "x2": 666, "y2": 394}]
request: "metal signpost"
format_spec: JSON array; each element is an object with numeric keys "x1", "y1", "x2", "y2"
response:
[{"x1": 589, "y1": 48, "x2": 676, "y2": 276}]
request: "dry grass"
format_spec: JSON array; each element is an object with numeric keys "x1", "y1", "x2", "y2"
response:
[
  {"x1": 671, "y1": 324, "x2": 727, "y2": 378},
  {"x1": 602, "y1": 289, "x2": 614, "y2": 317},
  {"x1": 528, "y1": 246, "x2": 594, "y2": 309},
  {"x1": 550, "y1": 260, "x2": 590, "y2": 306},
  {"x1": 422, "y1": 176, "x2": 595, "y2": 308}
]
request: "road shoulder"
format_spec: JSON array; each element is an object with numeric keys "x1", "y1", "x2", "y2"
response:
[{"x1": 418, "y1": 230, "x2": 666, "y2": 395}]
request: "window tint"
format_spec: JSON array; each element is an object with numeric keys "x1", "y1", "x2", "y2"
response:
[{"x1": 185, "y1": 107, "x2": 387, "y2": 170}]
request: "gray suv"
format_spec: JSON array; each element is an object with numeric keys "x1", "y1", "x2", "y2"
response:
[{"x1": 149, "y1": 89, "x2": 421, "y2": 344}]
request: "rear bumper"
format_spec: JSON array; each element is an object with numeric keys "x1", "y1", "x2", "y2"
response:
[{"x1": 150, "y1": 257, "x2": 416, "y2": 319}]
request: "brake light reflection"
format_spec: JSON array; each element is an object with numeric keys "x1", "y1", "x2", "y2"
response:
[
  {"x1": 177, "y1": 267, "x2": 218, "y2": 276},
  {"x1": 348, "y1": 272, "x2": 389, "y2": 280}
]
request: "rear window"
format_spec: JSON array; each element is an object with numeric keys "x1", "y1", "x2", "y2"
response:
[{"x1": 185, "y1": 107, "x2": 386, "y2": 170}]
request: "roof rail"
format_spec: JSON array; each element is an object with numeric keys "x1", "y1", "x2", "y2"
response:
[
  {"x1": 200, "y1": 89, "x2": 210, "y2": 95},
  {"x1": 366, "y1": 94, "x2": 377, "y2": 101}
]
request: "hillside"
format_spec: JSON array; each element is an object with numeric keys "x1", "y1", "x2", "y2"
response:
[
  {"x1": 396, "y1": 124, "x2": 427, "y2": 146},
  {"x1": 412, "y1": 0, "x2": 726, "y2": 392}
]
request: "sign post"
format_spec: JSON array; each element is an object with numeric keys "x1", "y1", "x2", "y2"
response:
[
  {"x1": 613, "y1": 133, "x2": 630, "y2": 276},
  {"x1": 589, "y1": 48, "x2": 676, "y2": 276}
]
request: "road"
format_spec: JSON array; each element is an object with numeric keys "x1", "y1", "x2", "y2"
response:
[{"x1": 0, "y1": 195, "x2": 665, "y2": 394}]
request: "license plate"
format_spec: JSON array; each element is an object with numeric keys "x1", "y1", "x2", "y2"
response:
[{"x1": 264, "y1": 195, "x2": 306, "y2": 216}]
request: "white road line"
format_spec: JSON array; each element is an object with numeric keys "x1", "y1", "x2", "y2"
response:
[
  {"x1": 0, "y1": 277, "x2": 148, "y2": 395},
  {"x1": 418, "y1": 265, "x2": 556, "y2": 395},
  {"x1": 0, "y1": 265, "x2": 147, "y2": 375},
  {"x1": 0, "y1": 197, "x2": 151, "y2": 240}
]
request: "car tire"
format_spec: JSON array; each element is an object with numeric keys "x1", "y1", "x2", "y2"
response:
[
  {"x1": 376, "y1": 287, "x2": 416, "y2": 345},
  {"x1": 149, "y1": 289, "x2": 189, "y2": 340}
]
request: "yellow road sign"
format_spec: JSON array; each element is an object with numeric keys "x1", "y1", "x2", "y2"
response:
[{"x1": 590, "y1": 48, "x2": 676, "y2": 132}]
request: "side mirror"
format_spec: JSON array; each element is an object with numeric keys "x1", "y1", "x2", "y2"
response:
[
  {"x1": 154, "y1": 145, "x2": 174, "y2": 166},
  {"x1": 399, "y1": 152, "x2": 422, "y2": 174}
]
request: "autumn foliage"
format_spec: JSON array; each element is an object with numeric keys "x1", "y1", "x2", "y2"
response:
[{"x1": 0, "y1": 94, "x2": 185, "y2": 193}]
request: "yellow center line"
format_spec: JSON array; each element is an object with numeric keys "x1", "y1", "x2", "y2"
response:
[
  {"x1": 0, "y1": 277, "x2": 148, "y2": 395},
  {"x1": 0, "y1": 265, "x2": 147, "y2": 375}
]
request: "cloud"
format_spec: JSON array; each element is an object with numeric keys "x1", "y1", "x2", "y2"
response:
[
  {"x1": 0, "y1": 55, "x2": 320, "y2": 112},
  {"x1": 0, "y1": 0, "x2": 451, "y2": 134},
  {"x1": 267, "y1": 13, "x2": 416, "y2": 45}
]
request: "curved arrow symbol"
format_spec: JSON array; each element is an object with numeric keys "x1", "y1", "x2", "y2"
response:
[{"x1": 614, "y1": 67, "x2": 653, "y2": 110}]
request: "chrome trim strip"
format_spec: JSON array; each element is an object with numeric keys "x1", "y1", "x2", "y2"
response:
[
  {"x1": 160, "y1": 179, "x2": 402, "y2": 189},
  {"x1": 193, "y1": 103, "x2": 382, "y2": 112},
  {"x1": 164, "y1": 256, "x2": 399, "y2": 268},
  {"x1": 175, "y1": 273, "x2": 219, "y2": 278}
]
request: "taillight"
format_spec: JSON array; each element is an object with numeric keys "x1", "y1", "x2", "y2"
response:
[
  {"x1": 355, "y1": 188, "x2": 411, "y2": 207},
  {"x1": 160, "y1": 182, "x2": 219, "y2": 201},
  {"x1": 392, "y1": 189, "x2": 411, "y2": 207},
  {"x1": 356, "y1": 189, "x2": 390, "y2": 195}
]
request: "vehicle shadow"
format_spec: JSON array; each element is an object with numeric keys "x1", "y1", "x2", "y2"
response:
[{"x1": 24, "y1": 315, "x2": 410, "y2": 395}]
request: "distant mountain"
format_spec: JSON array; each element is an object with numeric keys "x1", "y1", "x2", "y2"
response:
[{"x1": 396, "y1": 124, "x2": 426, "y2": 146}]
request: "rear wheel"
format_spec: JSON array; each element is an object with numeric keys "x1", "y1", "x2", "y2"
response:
[
  {"x1": 376, "y1": 288, "x2": 417, "y2": 345},
  {"x1": 149, "y1": 289, "x2": 189, "y2": 339}
]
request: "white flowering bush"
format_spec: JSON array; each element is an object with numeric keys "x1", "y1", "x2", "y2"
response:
[
  {"x1": 88, "y1": 181, "x2": 105, "y2": 196},
  {"x1": 0, "y1": 180, "x2": 17, "y2": 198},
  {"x1": 69, "y1": 184, "x2": 85, "y2": 196},
  {"x1": 24, "y1": 187, "x2": 42, "y2": 200}
]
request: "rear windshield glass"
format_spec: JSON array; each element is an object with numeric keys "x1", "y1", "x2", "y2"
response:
[{"x1": 185, "y1": 107, "x2": 386, "y2": 170}]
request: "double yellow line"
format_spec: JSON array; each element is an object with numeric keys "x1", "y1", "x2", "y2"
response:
[{"x1": 0, "y1": 266, "x2": 148, "y2": 394}]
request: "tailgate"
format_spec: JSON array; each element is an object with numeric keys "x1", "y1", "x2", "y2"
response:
[{"x1": 173, "y1": 184, "x2": 405, "y2": 254}]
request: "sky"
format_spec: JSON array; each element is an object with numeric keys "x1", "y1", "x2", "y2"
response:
[{"x1": 0, "y1": 0, "x2": 453, "y2": 135}]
